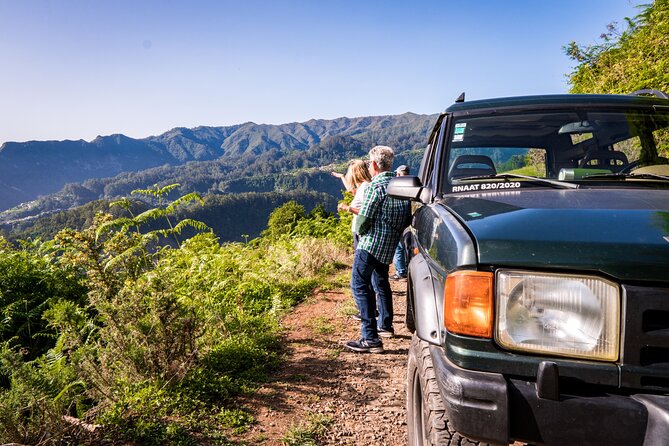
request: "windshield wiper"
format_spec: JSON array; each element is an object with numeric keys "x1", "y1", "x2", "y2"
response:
[
  {"x1": 454, "y1": 173, "x2": 579, "y2": 189},
  {"x1": 632, "y1": 173, "x2": 669, "y2": 181},
  {"x1": 581, "y1": 172, "x2": 669, "y2": 181}
]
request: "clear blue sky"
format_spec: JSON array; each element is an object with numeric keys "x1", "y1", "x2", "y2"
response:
[{"x1": 0, "y1": 0, "x2": 640, "y2": 144}]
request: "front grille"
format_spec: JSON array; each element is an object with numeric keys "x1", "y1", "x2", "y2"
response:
[
  {"x1": 639, "y1": 346, "x2": 669, "y2": 367},
  {"x1": 620, "y1": 285, "x2": 669, "y2": 391},
  {"x1": 642, "y1": 310, "x2": 669, "y2": 334}
]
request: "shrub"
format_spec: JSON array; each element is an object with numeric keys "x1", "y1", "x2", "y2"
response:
[
  {"x1": 294, "y1": 238, "x2": 350, "y2": 277},
  {"x1": 0, "y1": 238, "x2": 87, "y2": 360},
  {"x1": 263, "y1": 200, "x2": 306, "y2": 239},
  {"x1": 0, "y1": 343, "x2": 89, "y2": 444},
  {"x1": 0, "y1": 186, "x2": 352, "y2": 443}
]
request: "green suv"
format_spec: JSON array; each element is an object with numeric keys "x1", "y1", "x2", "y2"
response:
[{"x1": 388, "y1": 91, "x2": 669, "y2": 445}]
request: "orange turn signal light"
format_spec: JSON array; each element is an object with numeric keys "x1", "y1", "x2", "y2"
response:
[{"x1": 444, "y1": 271, "x2": 494, "y2": 338}]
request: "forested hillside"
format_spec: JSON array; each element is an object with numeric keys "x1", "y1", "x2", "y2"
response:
[
  {"x1": 0, "y1": 112, "x2": 434, "y2": 242},
  {"x1": 1, "y1": 190, "x2": 337, "y2": 243},
  {"x1": 0, "y1": 112, "x2": 435, "y2": 213}
]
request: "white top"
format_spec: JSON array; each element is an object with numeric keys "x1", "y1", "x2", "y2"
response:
[{"x1": 350, "y1": 181, "x2": 370, "y2": 233}]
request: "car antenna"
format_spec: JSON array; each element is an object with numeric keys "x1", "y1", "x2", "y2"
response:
[{"x1": 455, "y1": 92, "x2": 465, "y2": 103}]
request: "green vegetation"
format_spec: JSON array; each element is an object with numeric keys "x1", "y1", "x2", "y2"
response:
[
  {"x1": 0, "y1": 186, "x2": 351, "y2": 444},
  {"x1": 281, "y1": 413, "x2": 333, "y2": 446},
  {"x1": 2, "y1": 190, "x2": 339, "y2": 244},
  {"x1": 308, "y1": 316, "x2": 335, "y2": 335},
  {"x1": 499, "y1": 151, "x2": 546, "y2": 177},
  {"x1": 564, "y1": 0, "x2": 669, "y2": 157},
  {"x1": 564, "y1": 0, "x2": 668, "y2": 94}
]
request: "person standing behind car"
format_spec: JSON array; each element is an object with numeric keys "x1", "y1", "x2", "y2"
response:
[
  {"x1": 337, "y1": 159, "x2": 372, "y2": 250},
  {"x1": 337, "y1": 160, "x2": 375, "y2": 323},
  {"x1": 391, "y1": 165, "x2": 410, "y2": 280},
  {"x1": 345, "y1": 146, "x2": 410, "y2": 353}
]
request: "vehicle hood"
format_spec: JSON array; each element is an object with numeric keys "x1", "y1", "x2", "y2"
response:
[{"x1": 440, "y1": 189, "x2": 669, "y2": 282}]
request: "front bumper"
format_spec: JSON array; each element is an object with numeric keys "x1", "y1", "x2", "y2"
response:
[{"x1": 430, "y1": 345, "x2": 669, "y2": 445}]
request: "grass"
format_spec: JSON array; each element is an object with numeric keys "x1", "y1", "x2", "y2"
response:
[
  {"x1": 338, "y1": 298, "x2": 358, "y2": 318},
  {"x1": 325, "y1": 348, "x2": 341, "y2": 360},
  {"x1": 217, "y1": 408, "x2": 255, "y2": 434},
  {"x1": 502, "y1": 165, "x2": 546, "y2": 177},
  {"x1": 281, "y1": 413, "x2": 332, "y2": 446},
  {"x1": 309, "y1": 316, "x2": 335, "y2": 335}
]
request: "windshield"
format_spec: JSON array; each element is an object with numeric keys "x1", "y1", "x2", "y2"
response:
[{"x1": 445, "y1": 109, "x2": 669, "y2": 189}]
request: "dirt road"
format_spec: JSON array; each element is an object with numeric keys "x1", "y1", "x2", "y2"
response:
[{"x1": 234, "y1": 272, "x2": 410, "y2": 445}]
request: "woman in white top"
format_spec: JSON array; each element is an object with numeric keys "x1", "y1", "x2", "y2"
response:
[{"x1": 337, "y1": 159, "x2": 372, "y2": 250}]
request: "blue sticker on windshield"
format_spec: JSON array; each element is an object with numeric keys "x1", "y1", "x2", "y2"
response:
[{"x1": 453, "y1": 123, "x2": 466, "y2": 142}]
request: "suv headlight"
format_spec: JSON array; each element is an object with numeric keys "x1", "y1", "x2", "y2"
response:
[{"x1": 495, "y1": 270, "x2": 620, "y2": 361}]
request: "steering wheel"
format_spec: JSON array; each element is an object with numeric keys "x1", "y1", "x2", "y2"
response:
[{"x1": 618, "y1": 160, "x2": 640, "y2": 174}]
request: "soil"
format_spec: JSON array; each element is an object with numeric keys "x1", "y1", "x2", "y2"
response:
[{"x1": 233, "y1": 271, "x2": 411, "y2": 445}]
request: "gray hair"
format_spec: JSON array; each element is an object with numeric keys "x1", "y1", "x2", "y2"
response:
[{"x1": 368, "y1": 145, "x2": 395, "y2": 172}]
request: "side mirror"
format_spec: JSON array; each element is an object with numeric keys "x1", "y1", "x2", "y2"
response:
[{"x1": 388, "y1": 175, "x2": 423, "y2": 201}]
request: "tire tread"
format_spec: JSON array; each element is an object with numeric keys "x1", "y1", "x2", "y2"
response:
[{"x1": 407, "y1": 333, "x2": 489, "y2": 446}]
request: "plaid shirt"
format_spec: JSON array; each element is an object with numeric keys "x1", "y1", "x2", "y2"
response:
[{"x1": 357, "y1": 171, "x2": 410, "y2": 264}]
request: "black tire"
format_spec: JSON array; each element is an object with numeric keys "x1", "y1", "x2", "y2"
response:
[
  {"x1": 407, "y1": 333, "x2": 488, "y2": 446},
  {"x1": 405, "y1": 275, "x2": 416, "y2": 333}
]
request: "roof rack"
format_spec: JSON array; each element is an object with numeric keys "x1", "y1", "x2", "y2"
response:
[{"x1": 629, "y1": 89, "x2": 669, "y2": 99}]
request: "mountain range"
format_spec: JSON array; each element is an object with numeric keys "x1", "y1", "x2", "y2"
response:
[{"x1": 0, "y1": 112, "x2": 437, "y2": 240}]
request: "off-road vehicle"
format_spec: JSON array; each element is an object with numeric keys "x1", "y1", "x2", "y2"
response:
[{"x1": 388, "y1": 91, "x2": 669, "y2": 445}]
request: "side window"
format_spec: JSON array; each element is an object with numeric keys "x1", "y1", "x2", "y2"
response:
[
  {"x1": 448, "y1": 147, "x2": 547, "y2": 181},
  {"x1": 417, "y1": 141, "x2": 433, "y2": 183},
  {"x1": 583, "y1": 111, "x2": 669, "y2": 169},
  {"x1": 612, "y1": 136, "x2": 642, "y2": 164},
  {"x1": 419, "y1": 114, "x2": 447, "y2": 188},
  {"x1": 497, "y1": 148, "x2": 547, "y2": 177}
]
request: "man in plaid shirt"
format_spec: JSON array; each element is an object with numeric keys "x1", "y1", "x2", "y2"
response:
[{"x1": 345, "y1": 145, "x2": 410, "y2": 353}]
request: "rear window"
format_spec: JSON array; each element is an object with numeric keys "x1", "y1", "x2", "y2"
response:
[{"x1": 448, "y1": 147, "x2": 547, "y2": 181}]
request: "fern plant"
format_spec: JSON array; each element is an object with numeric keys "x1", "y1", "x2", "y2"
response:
[{"x1": 0, "y1": 185, "x2": 352, "y2": 443}]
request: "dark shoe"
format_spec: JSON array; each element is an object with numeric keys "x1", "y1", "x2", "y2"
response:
[
  {"x1": 378, "y1": 328, "x2": 395, "y2": 338},
  {"x1": 390, "y1": 273, "x2": 407, "y2": 281},
  {"x1": 345, "y1": 338, "x2": 384, "y2": 353}
]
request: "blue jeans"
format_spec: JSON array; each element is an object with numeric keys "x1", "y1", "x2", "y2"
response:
[
  {"x1": 393, "y1": 241, "x2": 407, "y2": 277},
  {"x1": 351, "y1": 249, "x2": 393, "y2": 341}
]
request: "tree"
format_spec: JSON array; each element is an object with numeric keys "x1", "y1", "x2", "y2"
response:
[
  {"x1": 263, "y1": 201, "x2": 306, "y2": 239},
  {"x1": 564, "y1": 0, "x2": 669, "y2": 94},
  {"x1": 564, "y1": 1, "x2": 669, "y2": 158}
]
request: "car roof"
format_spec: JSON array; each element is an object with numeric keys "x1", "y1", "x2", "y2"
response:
[{"x1": 445, "y1": 93, "x2": 669, "y2": 113}]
